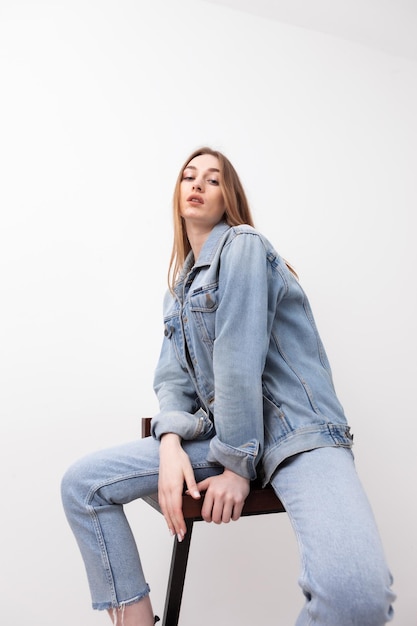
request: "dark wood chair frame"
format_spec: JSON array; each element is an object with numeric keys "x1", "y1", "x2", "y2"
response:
[{"x1": 141, "y1": 418, "x2": 285, "y2": 626}]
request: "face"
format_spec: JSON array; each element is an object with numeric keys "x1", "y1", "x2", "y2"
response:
[{"x1": 179, "y1": 154, "x2": 226, "y2": 230}]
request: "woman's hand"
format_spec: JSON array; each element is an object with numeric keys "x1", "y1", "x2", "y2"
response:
[
  {"x1": 195, "y1": 470, "x2": 250, "y2": 523},
  {"x1": 158, "y1": 433, "x2": 201, "y2": 541}
]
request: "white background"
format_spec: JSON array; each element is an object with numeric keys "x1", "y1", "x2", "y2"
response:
[{"x1": 0, "y1": 1, "x2": 416, "y2": 624}]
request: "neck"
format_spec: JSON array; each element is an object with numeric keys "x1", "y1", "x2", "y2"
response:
[{"x1": 185, "y1": 222, "x2": 213, "y2": 261}]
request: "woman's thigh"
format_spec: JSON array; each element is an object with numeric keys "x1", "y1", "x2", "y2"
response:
[
  {"x1": 270, "y1": 447, "x2": 394, "y2": 625},
  {"x1": 62, "y1": 435, "x2": 223, "y2": 507}
]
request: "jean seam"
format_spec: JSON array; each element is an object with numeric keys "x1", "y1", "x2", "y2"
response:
[
  {"x1": 84, "y1": 469, "x2": 161, "y2": 609},
  {"x1": 88, "y1": 504, "x2": 118, "y2": 607}
]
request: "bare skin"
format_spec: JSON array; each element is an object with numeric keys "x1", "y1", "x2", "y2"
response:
[
  {"x1": 179, "y1": 153, "x2": 227, "y2": 259},
  {"x1": 107, "y1": 595, "x2": 154, "y2": 626}
]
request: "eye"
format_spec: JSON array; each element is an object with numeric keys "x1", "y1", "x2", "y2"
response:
[
  {"x1": 182, "y1": 175, "x2": 194, "y2": 181},
  {"x1": 208, "y1": 179, "x2": 219, "y2": 185}
]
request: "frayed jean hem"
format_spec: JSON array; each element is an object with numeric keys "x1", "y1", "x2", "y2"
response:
[{"x1": 92, "y1": 583, "x2": 151, "y2": 610}]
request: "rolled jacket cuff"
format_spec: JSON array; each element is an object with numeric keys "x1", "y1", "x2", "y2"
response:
[
  {"x1": 151, "y1": 408, "x2": 214, "y2": 441},
  {"x1": 208, "y1": 436, "x2": 259, "y2": 480}
]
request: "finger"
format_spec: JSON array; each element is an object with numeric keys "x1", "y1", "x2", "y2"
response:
[
  {"x1": 211, "y1": 497, "x2": 233, "y2": 524},
  {"x1": 159, "y1": 489, "x2": 186, "y2": 541},
  {"x1": 183, "y1": 467, "x2": 201, "y2": 500},
  {"x1": 170, "y1": 508, "x2": 186, "y2": 541},
  {"x1": 158, "y1": 493, "x2": 175, "y2": 536},
  {"x1": 195, "y1": 477, "x2": 213, "y2": 493},
  {"x1": 231, "y1": 498, "x2": 245, "y2": 521},
  {"x1": 201, "y1": 490, "x2": 214, "y2": 523}
]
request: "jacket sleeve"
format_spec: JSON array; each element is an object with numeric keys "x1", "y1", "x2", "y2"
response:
[
  {"x1": 152, "y1": 294, "x2": 213, "y2": 441},
  {"x1": 207, "y1": 231, "x2": 272, "y2": 480}
]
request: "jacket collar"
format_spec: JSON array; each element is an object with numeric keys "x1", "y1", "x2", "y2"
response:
[
  {"x1": 175, "y1": 221, "x2": 231, "y2": 291},
  {"x1": 192, "y1": 221, "x2": 231, "y2": 268}
]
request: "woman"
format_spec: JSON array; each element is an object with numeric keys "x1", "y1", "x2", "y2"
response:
[{"x1": 62, "y1": 147, "x2": 394, "y2": 625}]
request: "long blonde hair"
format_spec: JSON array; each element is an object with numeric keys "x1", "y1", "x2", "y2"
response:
[
  {"x1": 168, "y1": 147, "x2": 254, "y2": 289},
  {"x1": 168, "y1": 147, "x2": 297, "y2": 288}
]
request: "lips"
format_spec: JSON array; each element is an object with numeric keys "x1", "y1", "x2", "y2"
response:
[{"x1": 187, "y1": 194, "x2": 204, "y2": 204}]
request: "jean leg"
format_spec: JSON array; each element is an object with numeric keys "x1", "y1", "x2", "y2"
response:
[
  {"x1": 270, "y1": 447, "x2": 395, "y2": 626},
  {"x1": 61, "y1": 436, "x2": 221, "y2": 610}
]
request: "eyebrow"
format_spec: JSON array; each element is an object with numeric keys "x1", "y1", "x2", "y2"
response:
[{"x1": 184, "y1": 165, "x2": 220, "y2": 173}]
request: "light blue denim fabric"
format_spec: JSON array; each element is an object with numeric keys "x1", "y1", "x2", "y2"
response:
[
  {"x1": 153, "y1": 222, "x2": 353, "y2": 484},
  {"x1": 61, "y1": 441, "x2": 394, "y2": 622},
  {"x1": 61, "y1": 436, "x2": 223, "y2": 610},
  {"x1": 271, "y1": 447, "x2": 394, "y2": 625},
  {"x1": 62, "y1": 221, "x2": 394, "y2": 619}
]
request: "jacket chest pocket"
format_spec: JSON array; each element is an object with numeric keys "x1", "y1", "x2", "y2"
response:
[
  {"x1": 189, "y1": 286, "x2": 218, "y2": 346},
  {"x1": 163, "y1": 313, "x2": 188, "y2": 369}
]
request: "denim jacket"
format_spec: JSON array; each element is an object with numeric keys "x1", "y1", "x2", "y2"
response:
[{"x1": 152, "y1": 222, "x2": 353, "y2": 485}]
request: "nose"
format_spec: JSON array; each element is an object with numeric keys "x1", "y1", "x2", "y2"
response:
[{"x1": 192, "y1": 180, "x2": 203, "y2": 192}]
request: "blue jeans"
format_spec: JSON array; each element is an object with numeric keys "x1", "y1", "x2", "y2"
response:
[{"x1": 61, "y1": 440, "x2": 394, "y2": 624}]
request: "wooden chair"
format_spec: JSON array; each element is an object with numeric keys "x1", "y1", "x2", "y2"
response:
[{"x1": 141, "y1": 417, "x2": 285, "y2": 626}]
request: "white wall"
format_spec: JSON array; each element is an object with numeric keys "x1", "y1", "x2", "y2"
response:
[{"x1": 1, "y1": 1, "x2": 415, "y2": 624}]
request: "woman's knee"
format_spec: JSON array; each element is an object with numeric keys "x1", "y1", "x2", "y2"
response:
[
  {"x1": 344, "y1": 576, "x2": 393, "y2": 624},
  {"x1": 347, "y1": 564, "x2": 394, "y2": 624},
  {"x1": 300, "y1": 563, "x2": 394, "y2": 625},
  {"x1": 61, "y1": 455, "x2": 93, "y2": 515}
]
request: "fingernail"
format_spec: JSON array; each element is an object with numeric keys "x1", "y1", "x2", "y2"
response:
[
  {"x1": 177, "y1": 533, "x2": 183, "y2": 542},
  {"x1": 169, "y1": 528, "x2": 174, "y2": 537},
  {"x1": 193, "y1": 490, "x2": 200, "y2": 498}
]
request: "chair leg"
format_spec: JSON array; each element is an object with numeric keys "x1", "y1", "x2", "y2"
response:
[{"x1": 162, "y1": 519, "x2": 194, "y2": 626}]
